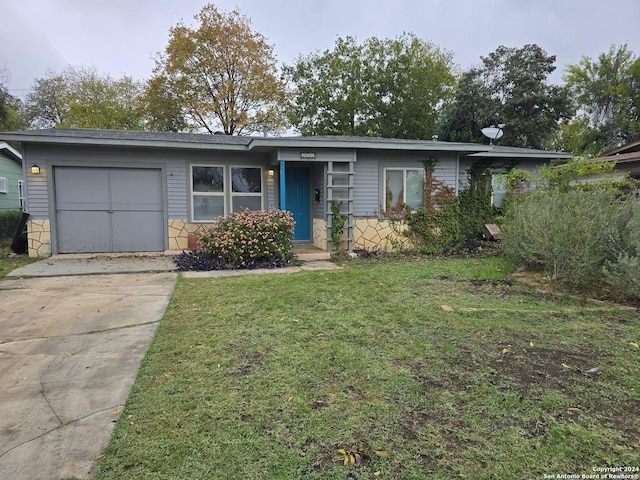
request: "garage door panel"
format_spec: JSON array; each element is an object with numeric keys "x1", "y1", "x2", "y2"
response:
[
  {"x1": 112, "y1": 211, "x2": 165, "y2": 252},
  {"x1": 57, "y1": 211, "x2": 111, "y2": 253},
  {"x1": 54, "y1": 167, "x2": 165, "y2": 253},
  {"x1": 110, "y1": 169, "x2": 163, "y2": 210},
  {"x1": 55, "y1": 168, "x2": 110, "y2": 209}
]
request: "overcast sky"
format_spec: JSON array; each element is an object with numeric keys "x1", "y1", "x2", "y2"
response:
[{"x1": 2, "y1": 0, "x2": 639, "y2": 99}]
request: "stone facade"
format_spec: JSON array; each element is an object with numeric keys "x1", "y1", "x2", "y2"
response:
[
  {"x1": 312, "y1": 218, "x2": 328, "y2": 250},
  {"x1": 353, "y1": 217, "x2": 412, "y2": 252},
  {"x1": 27, "y1": 219, "x2": 51, "y2": 257},
  {"x1": 167, "y1": 219, "x2": 207, "y2": 251}
]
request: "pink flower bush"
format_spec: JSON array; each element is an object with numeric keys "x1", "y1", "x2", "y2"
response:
[{"x1": 198, "y1": 209, "x2": 295, "y2": 268}]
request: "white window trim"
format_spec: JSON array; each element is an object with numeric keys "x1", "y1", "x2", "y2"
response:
[
  {"x1": 189, "y1": 165, "x2": 265, "y2": 222},
  {"x1": 190, "y1": 164, "x2": 226, "y2": 223},
  {"x1": 0, "y1": 177, "x2": 7, "y2": 194},
  {"x1": 383, "y1": 167, "x2": 424, "y2": 212}
]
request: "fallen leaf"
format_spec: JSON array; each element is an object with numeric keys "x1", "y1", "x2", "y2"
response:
[
  {"x1": 561, "y1": 363, "x2": 571, "y2": 369},
  {"x1": 441, "y1": 305, "x2": 453, "y2": 312},
  {"x1": 502, "y1": 348, "x2": 508, "y2": 355},
  {"x1": 337, "y1": 449, "x2": 347, "y2": 455},
  {"x1": 529, "y1": 341, "x2": 534, "y2": 347},
  {"x1": 630, "y1": 342, "x2": 639, "y2": 349},
  {"x1": 567, "y1": 407, "x2": 580, "y2": 411},
  {"x1": 111, "y1": 409, "x2": 122, "y2": 415},
  {"x1": 374, "y1": 471, "x2": 381, "y2": 476},
  {"x1": 9, "y1": 423, "x2": 21, "y2": 430},
  {"x1": 373, "y1": 449, "x2": 389, "y2": 457},
  {"x1": 300, "y1": 451, "x2": 306, "y2": 457}
]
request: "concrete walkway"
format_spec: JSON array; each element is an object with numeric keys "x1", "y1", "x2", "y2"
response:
[{"x1": 7, "y1": 254, "x2": 340, "y2": 278}]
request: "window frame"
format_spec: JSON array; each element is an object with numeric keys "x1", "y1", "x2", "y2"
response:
[
  {"x1": 0, "y1": 177, "x2": 7, "y2": 194},
  {"x1": 230, "y1": 165, "x2": 264, "y2": 214},
  {"x1": 190, "y1": 164, "x2": 226, "y2": 223},
  {"x1": 383, "y1": 167, "x2": 425, "y2": 213},
  {"x1": 189, "y1": 164, "x2": 265, "y2": 222}
]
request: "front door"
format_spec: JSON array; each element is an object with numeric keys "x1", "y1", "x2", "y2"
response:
[{"x1": 285, "y1": 167, "x2": 311, "y2": 241}]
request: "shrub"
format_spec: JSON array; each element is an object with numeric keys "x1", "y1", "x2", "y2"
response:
[
  {"x1": 0, "y1": 210, "x2": 22, "y2": 238},
  {"x1": 197, "y1": 209, "x2": 294, "y2": 269},
  {"x1": 175, "y1": 250, "x2": 225, "y2": 271},
  {"x1": 404, "y1": 198, "x2": 461, "y2": 253},
  {"x1": 502, "y1": 186, "x2": 622, "y2": 286},
  {"x1": 602, "y1": 200, "x2": 640, "y2": 300}
]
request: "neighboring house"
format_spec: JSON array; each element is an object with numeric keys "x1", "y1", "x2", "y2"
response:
[
  {"x1": 0, "y1": 128, "x2": 571, "y2": 257},
  {"x1": 0, "y1": 142, "x2": 24, "y2": 212},
  {"x1": 592, "y1": 139, "x2": 640, "y2": 179}
]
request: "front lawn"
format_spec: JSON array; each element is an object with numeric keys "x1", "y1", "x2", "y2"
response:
[{"x1": 97, "y1": 256, "x2": 639, "y2": 479}]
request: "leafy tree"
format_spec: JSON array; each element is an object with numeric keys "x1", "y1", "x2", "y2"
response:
[
  {"x1": 283, "y1": 33, "x2": 456, "y2": 139},
  {"x1": 438, "y1": 44, "x2": 573, "y2": 149},
  {"x1": 24, "y1": 65, "x2": 144, "y2": 129},
  {"x1": 144, "y1": 4, "x2": 286, "y2": 135},
  {"x1": 0, "y1": 65, "x2": 26, "y2": 131},
  {"x1": 564, "y1": 44, "x2": 640, "y2": 154}
]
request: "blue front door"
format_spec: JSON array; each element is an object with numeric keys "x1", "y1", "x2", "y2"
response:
[{"x1": 285, "y1": 167, "x2": 311, "y2": 241}]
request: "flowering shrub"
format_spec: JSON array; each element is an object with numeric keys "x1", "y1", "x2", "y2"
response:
[{"x1": 196, "y1": 209, "x2": 295, "y2": 269}]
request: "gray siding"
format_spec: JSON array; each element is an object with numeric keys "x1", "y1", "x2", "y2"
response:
[
  {"x1": 22, "y1": 144, "x2": 269, "y2": 221},
  {"x1": 278, "y1": 148, "x2": 355, "y2": 163},
  {"x1": 311, "y1": 163, "x2": 325, "y2": 219},
  {"x1": 458, "y1": 156, "x2": 548, "y2": 190},
  {"x1": 353, "y1": 154, "x2": 379, "y2": 216},
  {"x1": 354, "y1": 150, "x2": 459, "y2": 216}
]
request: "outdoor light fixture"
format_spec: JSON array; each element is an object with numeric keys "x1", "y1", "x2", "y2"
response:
[
  {"x1": 267, "y1": 169, "x2": 275, "y2": 177},
  {"x1": 31, "y1": 164, "x2": 41, "y2": 174}
]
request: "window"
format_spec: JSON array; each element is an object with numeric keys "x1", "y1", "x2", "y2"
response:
[
  {"x1": 190, "y1": 165, "x2": 263, "y2": 221},
  {"x1": 18, "y1": 180, "x2": 25, "y2": 210},
  {"x1": 0, "y1": 177, "x2": 7, "y2": 194},
  {"x1": 231, "y1": 167, "x2": 263, "y2": 213},
  {"x1": 192, "y1": 166, "x2": 225, "y2": 221},
  {"x1": 384, "y1": 168, "x2": 424, "y2": 212},
  {"x1": 491, "y1": 174, "x2": 507, "y2": 207}
]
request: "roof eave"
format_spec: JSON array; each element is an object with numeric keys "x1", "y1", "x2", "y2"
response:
[
  {"x1": 0, "y1": 141, "x2": 23, "y2": 162},
  {"x1": 250, "y1": 137, "x2": 489, "y2": 152},
  {"x1": 468, "y1": 151, "x2": 573, "y2": 159},
  {"x1": 0, "y1": 133, "x2": 250, "y2": 151}
]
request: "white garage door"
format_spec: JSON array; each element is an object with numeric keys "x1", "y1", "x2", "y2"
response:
[{"x1": 54, "y1": 167, "x2": 165, "y2": 253}]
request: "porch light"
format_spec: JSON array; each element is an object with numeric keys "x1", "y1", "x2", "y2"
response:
[
  {"x1": 267, "y1": 169, "x2": 275, "y2": 177},
  {"x1": 31, "y1": 164, "x2": 41, "y2": 174}
]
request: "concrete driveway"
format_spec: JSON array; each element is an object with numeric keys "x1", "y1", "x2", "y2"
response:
[{"x1": 0, "y1": 269, "x2": 177, "y2": 479}]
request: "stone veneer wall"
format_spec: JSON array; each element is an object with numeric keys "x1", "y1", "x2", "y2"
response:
[
  {"x1": 353, "y1": 218, "x2": 412, "y2": 252},
  {"x1": 167, "y1": 219, "x2": 208, "y2": 251},
  {"x1": 312, "y1": 218, "x2": 328, "y2": 250},
  {"x1": 27, "y1": 219, "x2": 51, "y2": 257}
]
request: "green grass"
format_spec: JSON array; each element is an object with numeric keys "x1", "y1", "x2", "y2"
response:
[
  {"x1": 96, "y1": 256, "x2": 640, "y2": 479},
  {"x1": 0, "y1": 237, "x2": 36, "y2": 278}
]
